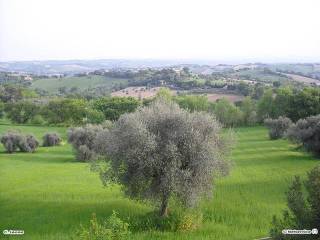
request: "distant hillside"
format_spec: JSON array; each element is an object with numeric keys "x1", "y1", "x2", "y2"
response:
[
  {"x1": 31, "y1": 75, "x2": 128, "y2": 94},
  {"x1": 0, "y1": 59, "x2": 216, "y2": 75}
]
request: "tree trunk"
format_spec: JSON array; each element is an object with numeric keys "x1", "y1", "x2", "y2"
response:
[{"x1": 160, "y1": 194, "x2": 169, "y2": 217}]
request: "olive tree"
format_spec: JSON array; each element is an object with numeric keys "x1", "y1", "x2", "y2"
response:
[
  {"x1": 95, "y1": 99, "x2": 231, "y2": 217},
  {"x1": 0, "y1": 131, "x2": 39, "y2": 153},
  {"x1": 287, "y1": 115, "x2": 320, "y2": 155},
  {"x1": 67, "y1": 124, "x2": 103, "y2": 161},
  {"x1": 264, "y1": 116, "x2": 292, "y2": 140},
  {"x1": 42, "y1": 133, "x2": 62, "y2": 147}
]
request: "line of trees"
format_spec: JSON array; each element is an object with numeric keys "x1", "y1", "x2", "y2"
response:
[{"x1": 1, "y1": 86, "x2": 319, "y2": 129}]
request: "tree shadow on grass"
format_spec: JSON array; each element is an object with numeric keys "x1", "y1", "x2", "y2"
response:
[{"x1": 0, "y1": 151, "x2": 78, "y2": 164}]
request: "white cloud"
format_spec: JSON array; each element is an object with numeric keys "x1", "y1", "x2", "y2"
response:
[{"x1": 0, "y1": 0, "x2": 319, "y2": 62}]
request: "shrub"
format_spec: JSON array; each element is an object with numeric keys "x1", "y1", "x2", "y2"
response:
[
  {"x1": 214, "y1": 98, "x2": 243, "y2": 127},
  {"x1": 93, "y1": 97, "x2": 140, "y2": 121},
  {"x1": 240, "y1": 97, "x2": 257, "y2": 126},
  {"x1": 175, "y1": 95, "x2": 210, "y2": 112},
  {"x1": 67, "y1": 124, "x2": 103, "y2": 161},
  {"x1": 287, "y1": 115, "x2": 320, "y2": 155},
  {"x1": 85, "y1": 109, "x2": 105, "y2": 124},
  {"x1": 0, "y1": 131, "x2": 21, "y2": 153},
  {"x1": 5, "y1": 101, "x2": 40, "y2": 124},
  {"x1": 30, "y1": 114, "x2": 46, "y2": 125},
  {"x1": 0, "y1": 131, "x2": 39, "y2": 153},
  {"x1": 41, "y1": 98, "x2": 87, "y2": 125},
  {"x1": 76, "y1": 145, "x2": 95, "y2": 162},
  {"x1": 270, "y1": 165, "x2": 320, "y2": 239},
  {"x1": 74, "y1": 211, "x2": 130, "y2": 240},
  {"x1": 264, "y1": 116, "x2": 292, "y2": 140},
  {"x1": 23, "y1": 135, "x2": 39, "y2": 153},
  {"x1": 101, "y1": 120, "x2": 113, "y2": 129},
  {"x1": 42, "y1": 133, "x2": 61, "y2": 147},
  {"x1": 176, "y1": 212, "x2": 203, "y2": 232}
]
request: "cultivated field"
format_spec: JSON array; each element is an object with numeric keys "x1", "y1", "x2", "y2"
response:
[
  {"x1": 284, "y1": 73, "x2": 320, "y2": 85},
  {"x1": 0, "y1": 125, "x2": 318, "y2": 240},
  {"x1": 111, "y1": 86, "x2": 177, "y2": 99},
  {"x1": 206, "y1": 93, "x2": 244, "y2": 103}
]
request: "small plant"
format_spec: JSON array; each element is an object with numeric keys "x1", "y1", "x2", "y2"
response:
[
  {"x1": 129, "y1": 209, "x2": 203, "y2": 233},
  {"x1": 264, "y1": 116, "x2": 292, "y2": 140},
  {"x1": 42, "y1": 133, "x2": 61, "y2": 147},
  {"x1": 176, "y1": 212, "x2": 203, "y2": 232},
  {"x1": 74, "y1": 211, "x2": 130, "y2": 240},
  {"x1": 270, "y1": 165, "x2": 320, "y2": 239},
  {"x1": 30, "y1": 114, "x2": 46, "y2": 125}
]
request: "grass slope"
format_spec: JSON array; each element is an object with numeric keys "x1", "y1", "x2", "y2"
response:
[
  {"x1": 0, "y1": 125, "x2": 318, "y2": 240},
  {"x1": 31, "y1": 75, "x2": 128, "y2": 93}
]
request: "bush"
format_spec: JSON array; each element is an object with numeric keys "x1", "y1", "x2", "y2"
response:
[
  {"x1": 41, "y1": 98, "x2": 87, "y2": 125},
  {"x1": 30, "y1": 114, "x2": 46, "y2": 125},
  {"x1": 5, "y1": 101, "x2": 40, "y2": 124},
  {"x1": 0, "y1": 131, "x2": 39, "y2": 153},
  {"x1": 214, "y1": 98, "x2": 243, "y2": 127},
  {"x1": 67, "y1": 124, "x2": 103, "y2": 161},
  {"x1": 85, "y1": 109, "x2": 105, "y2": 124},
  {"x1": 23, "y1": 135, "x2": 39, "y2": 153},
  {"x1": 93, "y1": 97, "x2": 140, "y2": 121},
  {"x1": 270, "y1": 165, "x2": 320, "y2": 239},
  {"x1": 42, "y1": 133, "x2": 62, "y2": 147},
  {"x1": 0, "y1": 131, "x2": 22, "y2": 153},
  {"x1": 74, "y1": 211, "x2": 130, "y2": 240},
  {"x1": 101, "y1": 120, "x2": 113, "y2": 129},
  {"x1": 264, "y1": 116, "x2": 292, "y2": 140},
  {"x1": 176, "y1": 212, "x2": 203, "y2": 232},
  {"x1": 76, "y1": 145, "x2": 95, "y2": 162},
  {"x1": 287, "y1": 115, "x2": 320, "y2": 155}
]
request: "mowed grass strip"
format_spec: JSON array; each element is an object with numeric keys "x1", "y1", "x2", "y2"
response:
[{"x1": 0, "y1": 125, "x2": 318, "y2": 240}]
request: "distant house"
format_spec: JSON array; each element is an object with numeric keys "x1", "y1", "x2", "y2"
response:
[{"x1": 24, "y1": 76, "x2": 33, "y2": 81}]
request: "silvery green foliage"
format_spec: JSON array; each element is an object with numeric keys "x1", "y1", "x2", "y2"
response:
[
  {"x1": 42, "y1": 132, "x2": 62, "y2": 147},
  {"x1": 23, "y1": 135, "x2": 39, "y2": 152},
  {"x1": 287, "y1": 115, "x2": 320, "y2": 155},
  {"x1": 0, "y1": 131, "x2": 22, "y2": 153},
  {"x1": 0, "y1": 131, "x2": 39, "y2": 153},
  {"x1": 100, "y1": 120, "x2": 113, "y2": 130},
  {"x1": 96, "y1": 99, "x2": 231, "y2": 215},
  {"x1": 67, "y1": 124, "x2": 103, "y2": 161},
  {"x1": 264, "y1": 116, "x2": 292, "y2": 140}
]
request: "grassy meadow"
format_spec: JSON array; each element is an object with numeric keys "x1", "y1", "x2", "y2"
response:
[
  {"x1": 31, "y1": 75, "x2": 128, "y2": 93},
  {"x1": 0, "y1": 125, "x2": 319, "y2": 239}
]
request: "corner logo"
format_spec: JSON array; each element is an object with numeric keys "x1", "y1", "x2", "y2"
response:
[{"x1": 3, "y1": 229, "x2": 24, "y2": 235}]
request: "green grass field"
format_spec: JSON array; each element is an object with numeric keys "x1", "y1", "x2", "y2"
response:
[
  {"x1": 0, "y1": 125, "x2": 318, "y2": 240},
  {"x1": 31, "y1": 75, "x2": 128, "y2": 93}
]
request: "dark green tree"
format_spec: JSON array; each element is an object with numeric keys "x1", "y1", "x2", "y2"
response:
[{"x1": 93, "y1": 97, "x2": 140, "y2": 121}]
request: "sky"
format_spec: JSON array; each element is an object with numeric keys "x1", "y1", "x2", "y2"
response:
[{"x1": 0, "y1": 0, "x2": 319, "y2": 62}]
